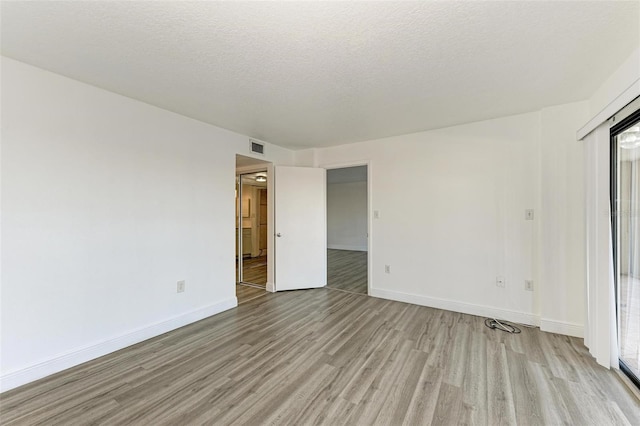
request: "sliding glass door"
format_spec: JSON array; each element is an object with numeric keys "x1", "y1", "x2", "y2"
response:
[{"x1": 612, "y1": 109, "x2": 640, "y2": 387}]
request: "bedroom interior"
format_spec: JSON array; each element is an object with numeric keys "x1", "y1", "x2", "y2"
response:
[{"x1": 1, "y1": 1, "x2": 640, "y2": 423}]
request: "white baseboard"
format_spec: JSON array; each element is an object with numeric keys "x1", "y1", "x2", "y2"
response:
[
  {"x1": 327, "y1": 244, "x2": 367, "y2": 252},
  {"x1": 540, "y1": 318, "x2": 584, "y2": 338},
  {"x1": 0, "y1": 297, "x2": 237, "y2": 393},
  {"x1": 266, "y1": 282, "x2": 275, "y2": 292},
  {"x1": 370, "y1": 289, "x2": 585, "y2": 338},
  {"x1": 370, "y1": 288, "x2": 539, "y2": 327}
]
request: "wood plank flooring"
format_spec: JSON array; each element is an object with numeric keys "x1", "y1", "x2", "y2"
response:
[
  {"x1": 237, "y1": 255, "x2": 267, "y2": 286},
  {"x1": 2, "y1": 288, "x2": 639, "y2": 425},
  {"x1": 327, "y1": 249, "x2": 367, "y2": 294},
  {"x1": 236, "y1": 283, "x2": 268, "y2": 305}
]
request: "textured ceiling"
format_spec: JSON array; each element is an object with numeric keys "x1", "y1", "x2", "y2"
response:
[{"x1": 2, "y1": 1, "x2": 638, "y2": 149}]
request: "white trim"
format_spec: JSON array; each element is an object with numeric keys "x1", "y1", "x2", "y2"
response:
[
  {"x1": 612, "y1": 93, "x2": 640, "y2": 125},
  {"x1": 266, "y1": 281, "x2": 275, "y2": 292},
  {"x1": 370, "y1": 288, "x2": 539, "y2": 327},
  {"x1": 577, "y1": 78, "x2": 640, "y2": 140},
  {"x1": 0, "y1": 297, "x2": 237, "y2": 392},
  {"x1": 266, "y1": 163, "x2": 275, "y2": 291},
  {"x1": 327, "y1": 244, "x2": 367, "y2": 252},
  {"x1": 371, "y1": 288, "x2": 584, "y2": 338},
  {"x1": 539, "y1": 318, "x2": 584, "y2": 338}
]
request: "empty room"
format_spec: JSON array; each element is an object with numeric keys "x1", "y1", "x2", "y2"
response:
[{"x1": 2, "y1": 1, "x2": 640, "y2": 425}]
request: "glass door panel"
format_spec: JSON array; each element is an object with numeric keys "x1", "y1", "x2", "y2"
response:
[{"x1": 614, "y1": 118, "x2": 640, "y2": 385}]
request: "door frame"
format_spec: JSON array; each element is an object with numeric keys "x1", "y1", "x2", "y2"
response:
[
  {"x1": 236, "y1": 161, "x2": 275, "y2": 292},
  {"x1": 320, "y1": 160, "x2": 372, "y2": 295}
]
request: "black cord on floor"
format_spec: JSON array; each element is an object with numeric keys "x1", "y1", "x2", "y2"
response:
[{"x1": 484, "y1": 318, "x2": 522, "y2": 334}]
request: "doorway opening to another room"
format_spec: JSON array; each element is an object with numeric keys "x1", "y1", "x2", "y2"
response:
[
  {"x1": 326, "y1": 165, "x2": 369, "y2": 295},
  {"x1": 236, "y1": 154, "x2": 271, "y2": 304}
]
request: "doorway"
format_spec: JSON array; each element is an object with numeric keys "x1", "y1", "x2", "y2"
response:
[
  {"x1": 236, "y1": 155, "x2": 271, "y2": 304},
  {"x1": 235, "y1": 159, "x2": 328, "y2": 297},
  {"x1": 237, "y1": 172, "x2": 268, "y2": 286},
  {"x1": 326, "y1": 165, "x2": 368, "y2": 294},
  {"x1": 611, "y1": 107, "x2": 640, "y2": 388}
]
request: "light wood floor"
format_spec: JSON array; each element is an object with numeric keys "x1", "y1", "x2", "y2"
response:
[
  {"x1": 236, "y1": 283, "x2": 268, "y2": 305},
  {"x1": 2, "y1": 288, "x2": 639, "y2": 425},
  {"x1": 327, "y1": 249, "x2": 367, "y2": 294},
  {"x1": 237, "y1": 255, "x2": 267, "y2": 286}
]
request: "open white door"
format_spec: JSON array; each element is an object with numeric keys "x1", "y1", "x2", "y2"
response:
[{"x1": 275, "y1": 166, "x2": 326, "y2": 291}]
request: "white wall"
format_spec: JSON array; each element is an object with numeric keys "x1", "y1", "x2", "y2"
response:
[
  {"x1": 0, "y1": 57, "x2": 293, "y2": 391},
  {"x1": 313, "y1": 113, "x2": 540, "y2": 324},
  {"x1": 327, "y1": 181, "x2": 367, "y2": 251},
  {"x1": 588, "y1": 47, "x2": 639, "y2": 117},
  {"x1": 539, "y1": 102, "x2": 590, "y2": 335},
  {"x1": 306, "y1": 103, "x2": 589, "y2": 333},
  {"x1": 293, "y1": 148, "x2": 317, "y2": 168},
  {"x1": 0, "y1": 54, "x2": 602, "y2": 391}
]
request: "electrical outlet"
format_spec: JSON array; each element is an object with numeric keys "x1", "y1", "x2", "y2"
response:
[
  {"x1": 525, "y1": 280, "x2": 534, "y2": 291},
  {"x1": 177, "y1": 280, "x2": 185, "y2": 293},
  {"x1": 384, "y1": 265, "x2": 391, "y2": 274},
  {"x1": 496, "y1": 276, "x2": 506, "y2": 288}
]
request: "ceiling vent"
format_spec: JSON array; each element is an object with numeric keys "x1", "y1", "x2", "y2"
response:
[{"x1": 250, "y1": 139, "x2": 265, "y2": 155}]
